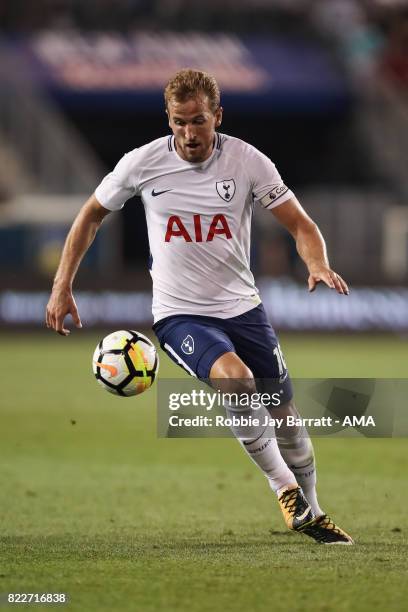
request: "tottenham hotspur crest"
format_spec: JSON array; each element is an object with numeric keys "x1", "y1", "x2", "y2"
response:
[
  {"x1": 181, "y1": 335, "x2": 194, "y2": 355},
  {"x1": 216, "y1": 179, "x2": 236, "y2": 202}
]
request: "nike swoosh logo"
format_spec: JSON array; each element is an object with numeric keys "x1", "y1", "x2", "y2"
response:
[
  {"x1": 295, "y1": 506, "x2": 312, "y2": 522},
  {"x1": 151, "y1": 188, "x2": 172, "y2": 197},
  {"x1": 94, "y1": 362, "x2": 118, "y2": 377}
]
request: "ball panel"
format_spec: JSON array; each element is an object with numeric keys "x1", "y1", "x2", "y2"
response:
[
  {"x1": 92, "y1": 351, "x2": 129, "y2": 384},
  {"x1": 100, "y1": 330, "x2": 133, "y2": 352}
]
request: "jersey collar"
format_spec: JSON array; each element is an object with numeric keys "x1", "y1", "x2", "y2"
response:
[{"x1": 170, "y1": 133, "x2": 222, "y2": 168}]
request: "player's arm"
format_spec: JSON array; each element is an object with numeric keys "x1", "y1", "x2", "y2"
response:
[
  {"x1": 46, "y1": 194, "x2": 111, "y2": 336},
  {"x1": 271, "y1": 197, "x2": 349, "y2": 295}
]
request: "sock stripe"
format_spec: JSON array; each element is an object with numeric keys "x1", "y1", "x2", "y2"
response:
[
  {"x1": 242, "y1": 426, "x2": 268, "y2": 446},
  {"x1": 290, "y1": 459, "x2": 315, "y2": 470}
]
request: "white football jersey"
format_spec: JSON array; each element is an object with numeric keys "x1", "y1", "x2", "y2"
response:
[{"x1": 95, "y1": 133, "x2": 294, "y2": 323}]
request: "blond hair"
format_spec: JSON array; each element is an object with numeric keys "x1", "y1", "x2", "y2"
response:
[{"x1": 164, "y1": 68, "x2": 220, "y2": 113}]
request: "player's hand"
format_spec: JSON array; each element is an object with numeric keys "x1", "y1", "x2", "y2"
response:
[
  {"x1": 307, "y1": 266, "x2": 349, "y2": 295},
  {"x1": 45, "y1": 286, "x2": 82, "y2": 336}
]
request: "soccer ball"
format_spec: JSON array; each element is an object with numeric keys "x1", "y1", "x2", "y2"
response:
[{"x1": 92, "y1": 330, "x2": 159, "y2": 397}]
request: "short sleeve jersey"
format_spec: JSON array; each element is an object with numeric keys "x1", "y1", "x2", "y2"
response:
[{"x1": 95, "y1": 133, "x2": 294, "y2": 323}]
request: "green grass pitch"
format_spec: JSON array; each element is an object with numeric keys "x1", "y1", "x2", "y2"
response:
[{"x1": 0, "y1": 331, "x2": 407, "y2": 611}]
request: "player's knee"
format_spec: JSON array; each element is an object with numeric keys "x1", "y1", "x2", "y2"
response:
[
  {"x1": 210, "y1": 352, "x2": 255, "y2": 395},
  {"x1": 210, "y1": 351, "x2": 253, "y2": 379}
]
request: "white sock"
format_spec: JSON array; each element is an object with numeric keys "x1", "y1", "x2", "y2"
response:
[
  {"x1": 276, "y1": 429, "x2": 324, "y2": 516},
  {"x1": 225, "y1": 403, "x2": 297, "y2": 493}
]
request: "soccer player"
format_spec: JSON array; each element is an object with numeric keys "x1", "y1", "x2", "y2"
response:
[{"x1": 46, "y1": 68, "x2": 353, "y2": 545}]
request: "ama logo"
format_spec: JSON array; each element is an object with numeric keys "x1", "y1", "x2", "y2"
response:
[{"x1": 181, "y1": 335, "x2": 194, "y2": 355}]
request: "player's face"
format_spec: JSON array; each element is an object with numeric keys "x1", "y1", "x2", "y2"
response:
[{"x1": 167, "y1": 95, "x2": 223, "y2": 163}]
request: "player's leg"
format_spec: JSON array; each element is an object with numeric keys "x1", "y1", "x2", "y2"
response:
[
  {"x1": 270, "y1": 399, "x2": 323, "y2": 516},
  {"x1": 210, "y1": 352, "x2": 315, "y2": 531},
  {"x1": 273, "y1": 405, "x2": 352, "y2": 544},
  {"x1": 226, "y1": 304, "x2": 353, "y2": 544},
  {"x1": 209, "y1": 351, "x2": 297, "y2": 493},
  {"x1": 225, "y1": 306, "x2": 322, "y2": 504}
]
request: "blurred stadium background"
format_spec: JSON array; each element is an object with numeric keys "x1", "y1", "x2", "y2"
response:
[{"x1": 0, "y1": 0, "x2": 407, "y2": 333}]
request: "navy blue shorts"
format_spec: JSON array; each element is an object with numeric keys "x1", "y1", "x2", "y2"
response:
[{"x1": 153, "y1": 304, "x2": 293, "y2": 402}]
